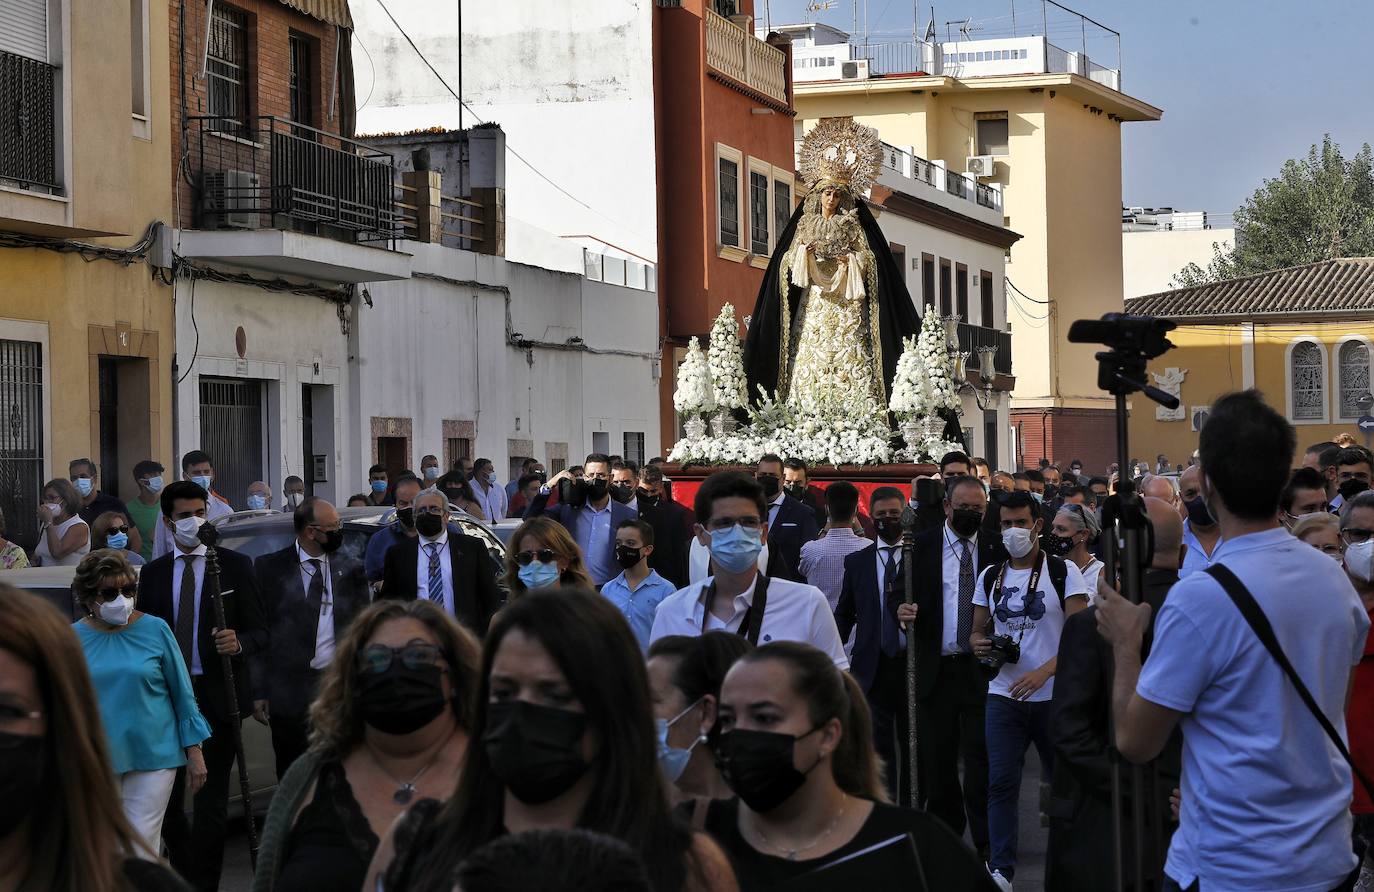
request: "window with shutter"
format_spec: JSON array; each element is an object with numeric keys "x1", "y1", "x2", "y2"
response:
[{"x1": 0, "y1": 0, "x2": 47, "y2": 62}]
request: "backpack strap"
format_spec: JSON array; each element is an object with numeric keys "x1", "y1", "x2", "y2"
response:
[
  {"x1": 1204, "y1": 563, "x2": 1374, "y2": 803},
  {"x1": 1046, "y1": 553, "x2": 1068, "y2": 607}
]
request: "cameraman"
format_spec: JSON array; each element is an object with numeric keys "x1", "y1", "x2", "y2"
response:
[
  {"x1": 971, "y1": 490, "x2": 1089, "y2": 890},
  {"x1": 1098, "y1": 390, "x2": 1369, "y2": 892}
]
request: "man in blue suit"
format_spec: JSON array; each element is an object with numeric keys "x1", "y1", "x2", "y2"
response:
[
  {"x1": 528, "y1": 452, "x2": 637, "y2": 586},
  {"x1": 755, "y1": 454, "x2": 819, "y2": 583}
]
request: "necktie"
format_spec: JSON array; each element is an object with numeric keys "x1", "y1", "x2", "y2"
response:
[
  {"x1": 306, "y1": 558, "x2": 325, "y2": 654},
  {"x1": 956, "y1": 538, "x2": 975, "y2": 653},
  {"x1": 425, "y1": 543, "x2": 444, "y2": 604},
  {"x1": 881, "y1": 547, "x2": 901, "y2": 657},
  {"x1": 175, "y1": 554, "x2": 197, "y2": 672}
]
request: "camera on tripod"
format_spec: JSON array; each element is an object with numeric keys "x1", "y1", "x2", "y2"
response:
[{"x1": 979, "y1": 633, "x2": 1021, "y2": 672}]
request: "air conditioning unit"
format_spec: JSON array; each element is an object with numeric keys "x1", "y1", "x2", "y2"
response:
[
  {"x1": 966, "y1": 155, "x2": 996, "y2": 177},
  {"x1": 201, "y1": 170, "x2": 260, "y2": 229},
  {"x1": 840, "y1": 59, "x2": 869, "y2": 80}
]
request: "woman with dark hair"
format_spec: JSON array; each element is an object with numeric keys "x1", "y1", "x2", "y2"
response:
[
  {"x1": 503, "y1": 516, "x2": 595, "y2": 598},
  {"x1": 72, "y1": 550, "x2": 210, "y2": 858},
  {"x1": 437, "y1": 471, "x2": 485, "y2": 521},
  {"x1": 252, "y1": 599, "x2": 481, "y2": 892},
  {"x1": 647, "y1": 632, "x2": 753, "y2": 808},
  {"x1": 0, "y1": 583, "x2": 188, "y2": 890},
  {"x1": 707, "y1": 641, "x2": 995, "y2": 890},
  {"x1": 34, "y1": 477, "x2": 91, "y2": 566},
  {"x1": 366, "y1": 588, "x2": 737, "y2": 892}
]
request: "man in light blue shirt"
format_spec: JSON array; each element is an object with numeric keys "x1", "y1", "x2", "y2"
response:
[
  {"x1": 1098, "y1": 390, "x2": 1368, "y2": 892},
  {"x1": 1177, "y1": 464, "x2": 1222, "y2": 578},
  {"x1": 600, "y1": 519, "x2": 678, "y2": 650}
]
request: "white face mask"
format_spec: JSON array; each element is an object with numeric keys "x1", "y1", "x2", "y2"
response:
[
  {"x1": 98, "y1": 595, "x2": 134, "y2": 626},
  {"x1": 1002, "y1": 526, "x2": 1037, "y2": 559},
  {"x1": 1346, "y1": 539, "x2": 1374, "y2": 584},
  {"x1": 173, "y1": 515, "x2": 205, "y2": 549},
  {"x1": 43, "y1": 502, "x2": 63, "y2": 518}
]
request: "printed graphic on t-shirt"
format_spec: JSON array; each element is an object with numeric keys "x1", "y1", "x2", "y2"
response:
[{"x1": 994, "y1": 582, "x2": 1046, "y2": 630}]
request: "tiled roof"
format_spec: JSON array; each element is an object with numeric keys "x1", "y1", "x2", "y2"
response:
[
  {"x1": 1125, "y1": 257, "x2": 1374, "y2": 319},
  {"x1": 278, "y1": 0, "x2": 353, "y2": 29}
]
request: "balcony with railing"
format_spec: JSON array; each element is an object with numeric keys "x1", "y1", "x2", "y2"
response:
[
  {"x1": 0, "y1": 49, "x2": 59, "y2": 195},
  {"x1": 705, "y1": 8, "x2": 788, "y2": 105},
  {"x1": 876, "y1": 141, "x2": 1004, "y2": 226},
  {"x1": 958, "y1": 321, "x2": 1013, "y2": 377}
]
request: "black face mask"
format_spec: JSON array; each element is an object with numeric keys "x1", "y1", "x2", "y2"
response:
[
  {"x1": 1341, "y1": 478, "x2": 1371, "y2": 501},
  {"x1": 397, "y1": 507, "x2": 415, "y2": 530},
  {"x1": 1184, "y1": 495, "x2": 1215, "y2": 528},
  {"x1": 318, "y1": 529, "x2": 344, "y2": 553},
  {"x1": 783, "y1": 482, "x2": 808, "y2": 500},
  {"x1": 609, "y1": 482, "x2": 635, "y2": 504},
  {"x1": 1045, "y1": 532, "x2": 1076, "y2": 557},
  {"x1": 0, "y1": 732, "x2": 44, "y2": 838},
  {"x1": 714, "y1": 726, "x2": 821, "y2": 813},
  {"x1": 615, "y1": 545, "x2": 642, "y2": 569},
  {"x1": 356, "y1": 662, "x2": 449, "y2": 735},
  {"x1": 1044, "y1": 484, "x2": 1059, "y2": 502},
  {"x1": 873, "y1": 517, "x2": 902, "y2": 544},
  {"x1": 637, "y1": 489, "x2": 659, "y2": 508},
  {"x1": 586, "y1": 478, "x2": 609, "y2": 501},
  {"x1": 949, "y1": 508, "x2": 983, "y2": 538},
  {"x1": 415, "y1": 513, "x2": 443, "y2": 538},
  {"x1": 757, "y1": 474, "x2": 781, "y2": 498},
  {"x1": 484, "y1": 700, "x2": 588, "y2": 805}
]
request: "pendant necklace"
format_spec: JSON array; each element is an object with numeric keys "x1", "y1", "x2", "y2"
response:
[
  {"x1": 746, "y1": 797, "x2": 847, "y2": 861},
  {"x1": 367, "y1": 730, "x2": 454, "y2": 805}
]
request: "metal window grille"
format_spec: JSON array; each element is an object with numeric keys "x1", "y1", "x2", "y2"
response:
[
  {"x1": 198, "y1": 377, "x2": 264, "y2": 510},
  {"x1": 1291, "y1": 342, "x2": 1325, "y2": 420},
  {"x1": 719, "y1": 157, "x2": 739, "y2": 247},
  {"x1": 773, "y1": 179, "x2": 791, "y2": 244},
  {"x1": 0, "y1": 49, "x2": 58, "y2": 191},
  {"x1": 623, "y1": 432, "x2": 645, "y2": 467},
  {"x1": 206, "y1": 6, "x2": 247, "y2": 131},
  {"x1": 1340, "y1": 341, "x2": 1370, "y2": 418},
  {"x1": 0, "y1": 339, "x2": 44, "y2": 551},
  {"x1": 749, "y1": 171, "x2": 769, "y2": 255}
]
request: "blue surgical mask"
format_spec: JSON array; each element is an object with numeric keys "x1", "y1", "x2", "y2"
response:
[
  {"x1": 73, "y1": 478, "x2": 93, "y2": 497},
  {"x1": 486, "y1": 472, "x2": 497, "y2": 485},
  {"x1": 424, "y1": 466, "x2": 440, "y2": 480},
  {"x1": 105, "y1": 531, "x2": 129, "y2": 550},
  {"x1": 370, "y1": 479, "x2": 388, "y2": 494},
  {"x1": 144, "y1": 476, "x2": 164, "y2": 494},
  {"x1": 246, "y1": 494, "x2": 267, "y2": 511},
  {"x1": 191, "y1": 474, "x2": 213, "y2": 492},
  {"x1": 1030, "y1": 491, "x2": 1044, "y2": 504},
  {"x1": 709, "y1": 524, "x2": 764, "y2": 574},
  {"x1": 657, "y1": 698, "x2": 704, "y2": 783},
  {"x1": 518, "y1": 560, "x2": 561, "y2": 591}
]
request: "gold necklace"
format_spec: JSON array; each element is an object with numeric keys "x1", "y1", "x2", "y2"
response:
[{"x1": 745, "y1": 797, "x2": 848, "y2": 861}]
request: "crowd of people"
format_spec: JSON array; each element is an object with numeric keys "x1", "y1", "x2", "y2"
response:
[{"x1": 2, "y1": 389, "x2": 1373, "y2": 891}]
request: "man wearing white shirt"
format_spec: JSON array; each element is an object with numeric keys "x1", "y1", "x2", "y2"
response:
[
  {"x1": 754, "y1": 454, "x2": 817, "y2": 582},
  {"x1": 151, "y1": 450, "x2": 233, "y2": 559},
  {"x1": 649, "y1": 471, "x2": 847, "y2": 668},
  {"x1": 469, "y1": 457, "x2": 508, "y2": 526}
]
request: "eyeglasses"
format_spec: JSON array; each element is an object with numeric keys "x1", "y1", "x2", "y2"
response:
[
  {"x1": 514, "y1": 548, "x2": 557, "y2": 566},
  {"x1": 1343, "y1": 528, "x2": 1374, "y2": 545},
  {"x1": 94, "y1": 584, "x2": 137, "y2": 602},
  {"x1": 357, "y1": 643, "x2": 443, "y2": 676},
  {"x1": 705, "y1": 516, "x2": 762, "y2": 532}
]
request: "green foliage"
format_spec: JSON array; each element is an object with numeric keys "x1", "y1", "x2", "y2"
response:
[{"x1": 1171, "y1": 135, "x2": 1374, "y2": 288}]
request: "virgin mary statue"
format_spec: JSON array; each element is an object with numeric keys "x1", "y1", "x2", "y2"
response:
[{"x1": 743, "y1": 118, "x2": 922, "y2": 417}]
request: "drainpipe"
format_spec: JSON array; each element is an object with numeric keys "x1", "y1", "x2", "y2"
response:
[{"x1": 1041, "y1": 408, "x2": 1050, "y2": 465}]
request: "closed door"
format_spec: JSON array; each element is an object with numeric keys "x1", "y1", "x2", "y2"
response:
[
  {"x1": 199, "y1": 377, "x2": 265, "y2": 511},
  {"x1": 0, "y1": 339, "x2": 44, "y2": 550}
]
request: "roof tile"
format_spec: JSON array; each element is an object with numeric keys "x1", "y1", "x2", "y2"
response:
[{"x1": 1125, "y1": 257, "x2": 1374, "y2": 319}]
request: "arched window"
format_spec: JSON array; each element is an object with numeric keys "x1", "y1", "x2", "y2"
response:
[
  {"x1": 1291, "y1": 341, "x2": 1325, "y2": 420},
  {"x1": 1339, "y1": 339, "x2": 1371, "y2": 418}
]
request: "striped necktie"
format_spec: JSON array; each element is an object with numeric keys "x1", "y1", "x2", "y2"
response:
[{"x1": 425, "y1": 542, "x2": 444, "y2": 604}]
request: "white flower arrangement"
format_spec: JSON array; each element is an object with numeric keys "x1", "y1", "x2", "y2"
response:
[
  {"x1": 914, "y1": 306, "x2": 960, "y2": 415},
  {"x1": 888, "y1": 335, "x2": 924, "y2": 421},
  {"x1": 672, "y1": 337, "x2": 716, "y2": 416},
  {"x1": 708, "y1": 304, "x2": 748, "y2": 410}
]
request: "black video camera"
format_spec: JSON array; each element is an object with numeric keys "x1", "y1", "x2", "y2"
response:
[{"x1": 979, "y1": 633, "x2": 1021, "y2": 673}]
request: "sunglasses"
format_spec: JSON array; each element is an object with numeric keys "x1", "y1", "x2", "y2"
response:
[
  {"x1": 357, "y1": 643, "x2": 443, "y2": 676},
  {"x1": 514, "y1": 548, "x2": 557, "y2": 566},
  {"x1": 107, "y1": 526, "x2": 130, "y2": 535},
  {"x1": 94, "y1": 584, "x2": 137, "y2": 603}
]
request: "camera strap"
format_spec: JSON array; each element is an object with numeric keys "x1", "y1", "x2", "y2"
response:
[
  {"x1": 1204, "y1": 563, "x2": 1374, "y2": 803},
  {"x1": 988, "y1": 552, "x2": 1044, "y2": 645},
  {"x1": 702, "y1": 573, "x2": 771, "y2": 645}
]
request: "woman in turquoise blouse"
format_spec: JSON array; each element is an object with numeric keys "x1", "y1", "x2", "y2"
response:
[{"x1": 72, "y1": 549, "x2": 212, "y2": 858}]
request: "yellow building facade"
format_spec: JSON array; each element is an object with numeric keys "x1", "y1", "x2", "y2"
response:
[
  {"x1": 0, "y1": 0, "x2": 174, "y2": 548},
  {"x1": 792, "y1": 51, "x2": 1160, "y2": 468},
  {"x1": 1126, "y1": 259, "x2": 1374, "y2": 463}
]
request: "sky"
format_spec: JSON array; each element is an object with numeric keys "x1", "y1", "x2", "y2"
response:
[{"x1": 763, "y1": 0, "x2": 1374, "y2": 220}]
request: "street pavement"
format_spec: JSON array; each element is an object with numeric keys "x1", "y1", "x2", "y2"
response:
[{"x1": 217, "y1": 751, "x2": 1051, "y2": 890}]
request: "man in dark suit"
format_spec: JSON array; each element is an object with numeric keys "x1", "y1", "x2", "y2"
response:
[
  {"x1": 895, "y1": 474, "x2": 1000, "y2": 857},
  {"x1": 1045, "y1": 496, "x2": 1183, "y2": 891},
  {"x1": 529, "y1": 453, "x2": 638, "y2": 587},
  {"x1": 381, "y1": 486, "x2": 502, "y2": 635},
  {"x1": 138, "y1": 480, "x2": 266, "y2": 892},
  {"x1": 756, "y1": 453, "x2": 818, "y2": 583},
  {"x1": 637, "y1": 463, "x2": 693, "y2": 589},
  {"x1": 252, "y1": 497, "x2": 370, "y2": 780}
]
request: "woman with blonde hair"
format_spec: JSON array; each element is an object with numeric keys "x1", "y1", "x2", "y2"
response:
[
  {"x1": 0, "y1": 583, "x2": 187, "y2": 890},
  {"x1": 92, "y1": 510, "x2": 146, "y2": 566},
  {"x1": 251, "y1": 598, "x2": 481, "y2": 892},
  {"x1": 503, "y1": 516, "x2": 594, "y2": 597},
  {"x1": 72, "y1": 549, "x2": 210, "y2": 859}
]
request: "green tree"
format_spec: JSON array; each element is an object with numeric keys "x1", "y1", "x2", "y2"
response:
[{"x1": 1172, "y1": 135, "x2": 1374, "y2": 287}]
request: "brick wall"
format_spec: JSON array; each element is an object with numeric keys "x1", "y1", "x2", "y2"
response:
[
  {"x1": 1011, "y1": 408, "x2": 1119, "y2": 475},
  {"x1": 168, "y1": 0, "x2": 345, "y2": 227}
]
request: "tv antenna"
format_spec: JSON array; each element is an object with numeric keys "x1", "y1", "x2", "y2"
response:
[
  {"x1": 804, "y1": 0, "x2": 837, "y2": 20},
  {"x1": 945, "y1": 17, "x2": 981, "y2": 41}
]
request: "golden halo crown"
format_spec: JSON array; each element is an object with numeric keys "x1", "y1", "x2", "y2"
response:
[{"x1": 798, "y1": 117, "x2": 883, "y2": 196}]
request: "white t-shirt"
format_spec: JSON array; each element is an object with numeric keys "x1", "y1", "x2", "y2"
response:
[{"x1": 972, "y1": 554, "x2": 1087, "y2": 702}]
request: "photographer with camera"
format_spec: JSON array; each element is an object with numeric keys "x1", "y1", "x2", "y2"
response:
[{"x1": 970, "y1": 489, "x2": 1089, "y2": 890}]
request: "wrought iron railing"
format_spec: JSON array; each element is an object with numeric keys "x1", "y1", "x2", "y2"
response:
[
  {"x1": 0, "y1": 49, "x2": 58, "y2": 193},
  {"x1": 958, "y1": 322, "x2": 1013, "y2": 376},
  {"x1": 190, "y1": 116, "x2": 398, "y2": 240}
]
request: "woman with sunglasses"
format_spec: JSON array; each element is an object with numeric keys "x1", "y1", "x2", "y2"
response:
[
  {"x1": 252, "y1": 599, "x2": 480, "y2": 892},
  {"x1": 92, "y1": 510, "x2": 146, "y2": 566},
  {"x1": 71, "y1": 549, "x2": 211, "y2": 859},
  {"x1": 503, "y1": 517, "x2": 594, "y2": 597},
  {"x1": 367, "y1": 588, "x2": 738, "y2": 892},
  {"x1": 1047, "y1": 503, "x2": 1104, "y2": 602}
]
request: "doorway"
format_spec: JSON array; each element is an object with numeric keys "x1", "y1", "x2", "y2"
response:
[
  {"x1": 199, "y1": 376, "x2": 265, "y2": 511},
  {"x1": 377, "y1": 436, "x2": 408, "y2": 483},
  {"x1": 97, "y1": 356, "x2": 152, "y2": 501}
]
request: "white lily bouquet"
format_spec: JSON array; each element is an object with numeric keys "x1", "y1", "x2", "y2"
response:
[
  {"x1": 673, "y1": 336, "x2": 715, "y2": 416},
  {"x1": 708, "y1": 304, "x2": 748, "y2": 411},
  {"x1": 917, "y1": 305, "x2": 961, "y2": 413},
  {"x1": 888, "y1": 335, "x2": 924, "y2": 422}
]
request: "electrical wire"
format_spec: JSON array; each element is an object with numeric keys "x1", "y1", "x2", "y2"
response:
[{"x1": 1005, "y1": 276, "x2": 1050, "y2": 304}]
